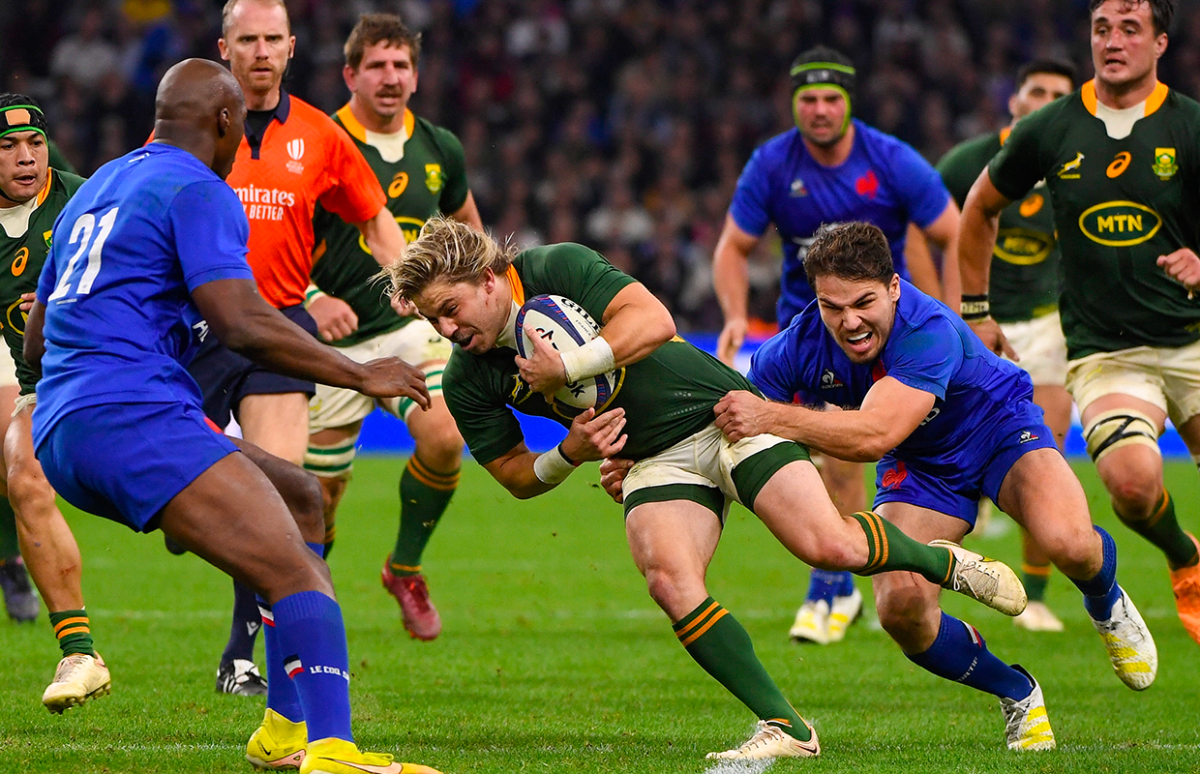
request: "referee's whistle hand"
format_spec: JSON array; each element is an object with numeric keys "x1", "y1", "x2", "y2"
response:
[{"x1": 359, "y1": 357, "x2": 431, "y2": 408}]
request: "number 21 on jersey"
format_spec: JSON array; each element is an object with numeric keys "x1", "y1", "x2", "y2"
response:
[{"x1": 48, "y1": 207, "x2": 119, "y2": 302}]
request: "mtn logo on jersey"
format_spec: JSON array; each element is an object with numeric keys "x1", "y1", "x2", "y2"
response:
[
  {"x1": 790, "y1": 177, "x2": 809, "y2": 197},
  {"x1": 1057, "y1": 152, "x2": 1084, "y2": 179},
  {"x1": 1018, "y1": 429, "x2": 1040, "y2": 444},
  {"x1": 286, "y1": 138, "x2": 305, "y2": 174},
  {"x1": 855, "y1": 170, "x2": 879, "y2": 199},
  {"x1": 1078, "y1": 201, "x2": 1162, "y2": 247},
  {"x1": 233, "y1": 183, "x2": 298, "y2": 222},
  {"x1": 995, "y1": 228, "x2": 1053, "y2": 265},
  {"x1": 819, "y1": 369, "x2": 844, "y2": 389}
]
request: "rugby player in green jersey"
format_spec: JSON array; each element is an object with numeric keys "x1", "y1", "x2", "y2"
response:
[
  {"x1": 960, "y1": 0, "x2": 1200, "y2": 645},
  {"x1": 0, "y1": 94, "x2": 111, "y2": 710},
  {"x1": 938, "y1": 59, "x2": 1077, "y2": 632},
  {"x1": 387, "y1": 216, "x2": 1028, "y2": 760},
  {"x1": 305, "y1": 14, "x2": 481, "y2": 640}
]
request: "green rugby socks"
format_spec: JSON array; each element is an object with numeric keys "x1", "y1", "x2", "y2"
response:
[
  {"x1": 1117, "y1": 489, "x2": 1198, "y2": 570},
  {"x1": 849, "y1": 511, "x2": 955, "y2": 582},
  {"x1": 50, "y1": 609, "x2": 95, "y2": 657},
  {"x1": 673, "y1": 597, "x2": 811, "y2": 742},
  {"x1": 390, "y1": 456, "x2": 458, "y2": 576}
]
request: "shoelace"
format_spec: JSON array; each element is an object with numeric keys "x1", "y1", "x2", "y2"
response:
[
  {"x1": 54, "y1": 654, "x2": 92, "y2": 682},
  {"x1": 736, "y1": 723, "x2": 786, "y2": 752},
  {"x1": 953, "y1": 558, "x2": 999, "y2": 600}
]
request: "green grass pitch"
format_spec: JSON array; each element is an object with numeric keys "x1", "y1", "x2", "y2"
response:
[{"x1": 1, "y1": 457, "x2": 1198, "y2": 773}]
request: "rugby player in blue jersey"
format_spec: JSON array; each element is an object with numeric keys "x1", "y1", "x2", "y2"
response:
[
  {"x1": 24, "y1": 59, "x2": 439, "y2": 774},
  {"x1": 712, "y1": 221, "x2": 1155, "y2": 750},
  {"x1": 714, "y1": 46, "x2": 963, "y2": 645}
]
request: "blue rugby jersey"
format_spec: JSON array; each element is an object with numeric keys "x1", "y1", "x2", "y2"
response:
[
  {"x1": 729, "y1": 119, "x2": 950, "y2": 325},
  {"x1": 748, "y1": 280, "x2": 1037, "y2": 466},
  {"x1": 33, "y1": 143, "x2": 253, "y2": 446}
]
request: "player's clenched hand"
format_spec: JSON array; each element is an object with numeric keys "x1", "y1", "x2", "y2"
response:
[
  {"x1": 1157, "y1": 248, "x2": 1200, "y2": 297},
  {"x1": 561, "y1": 407, "x2": 627, "y2": 462},
  {"x1": 516, "y1": 324, "x2": 568, "y2": 395},
  {"x1": 310, "y1": 294, "x2": 359, "y2": 342},
  {"x1": 716, "y1": 318, "x2": 747, "y2": 366},
  {"x1": 713, "y1": 390, "x2": 776, "y2": 442},
  {"x1": 967, "y1": 317, "x2": 1019, "y2": 361},
  {"x1": 357, "y1": 357, "x2": 431, "y2": 409},
  {"x1": 599, "y1": 456, "x2": 633, "y2": 504}
]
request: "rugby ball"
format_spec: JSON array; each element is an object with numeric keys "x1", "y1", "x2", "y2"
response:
[{"x1": 515, "y1": 294, "x2": 620, "y2": 414}]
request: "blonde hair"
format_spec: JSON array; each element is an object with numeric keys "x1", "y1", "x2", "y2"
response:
[{"x1": 387, "y1": 216, "x2": 516, "y2": 301}]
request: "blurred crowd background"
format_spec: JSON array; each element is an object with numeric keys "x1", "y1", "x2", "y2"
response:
[{"x1": 3, "y1": 0, "x2": 1198, "y2": 330}]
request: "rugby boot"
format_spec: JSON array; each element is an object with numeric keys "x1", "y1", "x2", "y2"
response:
[
  {"x1": 1169, "y1": 532, "x2": 1200, "y2": 645},
  {"x1": 1013, "y1": 601, "x2": 1065, "y2": 632},
  {"x1": 788, "y1": 599, "x2": 829, "y2": 644},
  {"x1": 42, "y1": 652, "x2": 111, "y2": 713},
  {"x1": 999, "y1": 666, "x2": 1055, "y2": 751},
  {"x1": 299, "y1": 737, "x2": 442, "y2": 774},
  {"x1": 705, "y1": 720, "x2": 820, "y2": 760},
  {"x1": 0, "y1": 555, "x2": 39, "y2": 622},
  {"x1": 1091, "y1": 587, "x2": 1157, "y2": 690},
  {"x1": 826, "y1": 587, "x2": 864, "y2": 642},
  {"x1": 932, "y1": 539, "x2": 1027, "y2": 616},
  {"x1": 218, "y1": 658, "x2": 269, "y2": 696},
  {"x1": 382, "y1": 559, "x2": 441, "y2": 641},
  {"x1": 246, "y1": 708, "x2": 307, "y2": 771}
]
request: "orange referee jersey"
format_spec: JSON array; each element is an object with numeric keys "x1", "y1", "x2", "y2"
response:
[{"x1": 225, "y1": 91, "x2": 385, "y2": 308}]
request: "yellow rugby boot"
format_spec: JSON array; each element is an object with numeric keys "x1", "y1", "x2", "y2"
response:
[
  {"x1": 42, "y1": 652, "x2": 111, "y2": 713},
  {"x1": 246, "y1": 708, "x2": 308, "y2": 770},
  {"x1": 1000, "y1": 666, "x2": 1055, "y2": 751},
  {"x1": 299, "y1": 738, "x2": 442, "y2": 774},
  {"x1": 1091, "y1": 587, "x2": 1157, "y2": 691}
]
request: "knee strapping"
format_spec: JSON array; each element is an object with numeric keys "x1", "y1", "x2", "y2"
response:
[
  {"x1": 1083, "y1": 408, "x2": 1159, "y2": 462},
  {"x1": 304, "y1": 436, "x2": 359, "y2": 479}
]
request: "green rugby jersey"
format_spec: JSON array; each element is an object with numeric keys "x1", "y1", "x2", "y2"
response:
[
  {"x1": 938, "y1": 128, "x2": 1060, "y2": 323},
  {"x1": 444, "y1": 243, "x2": 760, "y2": 465},
  {"x1": 989, "y1": 80, "x2": 1200, "y2": 359},
  {"x1": 310, "y1": 106, "x2": 469, "y2": 348},
  {"x1": 0, "y1": 168, "x2": 85, "y2": 393}
]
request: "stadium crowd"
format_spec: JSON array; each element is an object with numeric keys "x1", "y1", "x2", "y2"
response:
[{"x1": 3, "y1": 0, "x2": 1200, "y2": 330}]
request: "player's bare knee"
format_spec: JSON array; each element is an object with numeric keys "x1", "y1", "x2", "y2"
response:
[
  {"x1": 873, "y1": 581, "x2": 934, "y2": 637},
  {"x1": 1105, "y1": 475, "x2": 1161, "y2": 521},
  {"x1": 8, "y1": 463, "x2": 55, "y2": 516},
  {"x1": 415, "y1": 424, "x2": 464, "y2": 472},
  {"x1": 643, "y1": 566, "x2": 697, "y2": 613},
  {"x1": 286, "y1": 470, "x2": 326, "y2": 544}
]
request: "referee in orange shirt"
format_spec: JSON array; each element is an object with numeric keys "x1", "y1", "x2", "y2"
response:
[{"x1": 187, "y1": 0, "x2": 406, "y2": 697}]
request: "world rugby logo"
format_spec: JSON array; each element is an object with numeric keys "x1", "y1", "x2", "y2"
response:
[{"x1": 286, "y1": 138, "x2": 305, "y2": 173}]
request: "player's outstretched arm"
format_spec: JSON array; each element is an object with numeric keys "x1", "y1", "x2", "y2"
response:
[
  {"x1": 713, "y1": 215, "x2": 760, "y2": 365},
  {"x1": 714, "y1": 378, "x2": 935, "y2": 462},
  {"x1": 354, "y1": 205, "x2": 406, "y2": 268},
  {"x1": 959, "y1": 168, "x2": 1017, "y2": 359},
  {"x1": 920, "y1": 201, "x2": 963, "y2": 308},
  {"x1": 192, "y1": 278, "x2": 429, "y2": 407},
  {"x1": 483, "y1": 408, "x2": 628, "y2": 499}
]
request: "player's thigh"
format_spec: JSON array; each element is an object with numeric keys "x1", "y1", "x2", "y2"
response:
[
  {"x1": 380, "y1": 321, "x2": 454, "y2": 420},
  {"x1": 996, "y1": 447, "x2": 1098, "y2": 571},
  {"x1": 1079, "y1": 391, "x2": 1166, "y2": 497},
  {"x1": 1156, "y1": 338, "x2": 1200, "y2": 452},
  {"x1": 159, "y1": 451, "x2": 329, "y2": 601},
  {"x1": 817, "y1": 454, "x2": 867, "y2": 513},
  {"x1": 4, "y1": 401, "x2": 56, "y2": 510},
  {"x1": 625, "y1": 497, "x2": 723, "y2": 619},
  {"x1": 239, "y1": 392, "x2": 311, "y2": 465},
  {"x1": 231, "y1": 436, "x2": 325, "y2": 544}
]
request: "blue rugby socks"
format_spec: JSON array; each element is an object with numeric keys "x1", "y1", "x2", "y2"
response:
[
  {"x1": 1070, "y1": 526, "x2": 1122, "y2": 621},
  {"x1": 804, "y1": 569, "x2": 852, "y2": 604},
  {"x1": 222, "y1": 580, "x2": 262, "y2": 666},
  {"x1": 272, "y1": 590, "x2": 354, "y2": 743},
  {"x1": 907, "y1": 612, "x2": 1032, "y2": 701}
]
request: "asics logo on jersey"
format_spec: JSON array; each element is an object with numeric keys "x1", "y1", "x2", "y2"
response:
[
  {"x1": 1078, "y1": 201, "x2": 1162, "y2": 247},
  {"x1": 1107, "y1": 152, "x2": 1131, "y2": 178},
  {"x1": 1057, "y1": 152, "x2": 1084, "y2": 179}
]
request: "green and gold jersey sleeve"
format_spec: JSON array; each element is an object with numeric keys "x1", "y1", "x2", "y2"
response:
[
  {"x1": 938, "y1": 131, "x2": 1059, "y2": 323},
  {"x1": 311, "y1": 110, "x2": 472, "y2": 348},
  {"x1": 444, "y1": 244, "x2": 763, "y2": 465},
  {"x1": 0, "y1": 169, "x2": 84, "y2": 393},
  {"x1": 987, "y1": 99, "x2": 1065, "y2": 203}
]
